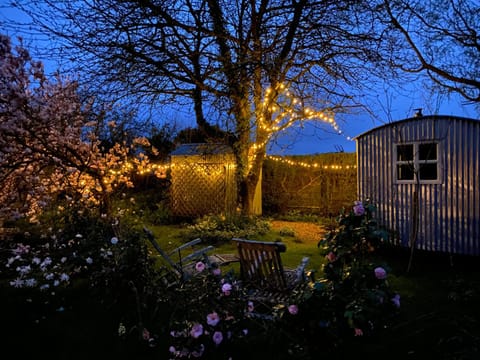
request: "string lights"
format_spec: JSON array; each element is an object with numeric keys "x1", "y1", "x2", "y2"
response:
[
  {"x1": 252, "y1": 83, "x2": 354, "y2": 157},
  {"x1": 123, "y1": 83, "x2": 357, "y2": 178},
  {"x1": 266, "y1": 155, "x2": 356, "y2": 170}
]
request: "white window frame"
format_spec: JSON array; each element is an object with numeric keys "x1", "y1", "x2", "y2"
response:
[{"x1": 394, "y1": 141, "x2": 442, "y2": 184}]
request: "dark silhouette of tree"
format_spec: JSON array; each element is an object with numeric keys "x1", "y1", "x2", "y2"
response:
[
  {"x1": 381, "y1": 0, "x2": 480, "y2": 103},
  {"x1": 11, "y1": 0, "x2": 391, "y2": 215}
]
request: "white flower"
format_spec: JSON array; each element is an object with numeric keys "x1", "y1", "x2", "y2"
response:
[
  {"x1": 25, "y1": 278, "x2": 37, "y2": 287},
  {"x1": 16, "y1": 265, "x2": 31, "y2": 275},
  {"x1": 10, "y1": 278, "x2": 24, "y2": 288},
  {"x1": 45, "y1": 273, "x2": 54, "y2": 280},
  {"x1": 41, "y1": 257, "x2": 52, "y2": 268},
  {"x1": 110, "y1": 237, "x2": 118, "y2": 245},
  {"x1": 60, "y1": 273, "x2": 70, "y2": 282},
  {"x1": 86, "y1": 257, "x2": 93, "y2": 264},
  {"x1": 6, "y1": 256, "x2": 19, "y2": 267},
  {"x1": 118, "y1": 323, "x2": 126, "y2": 336}
]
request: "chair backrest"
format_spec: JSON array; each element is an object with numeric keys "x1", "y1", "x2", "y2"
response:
[
  {"x1": 232, "y1": 238, "x2": 288, "y2": 291},
  {"x1": 144, "y1": 227, "x2": 214, "y2": 282}
]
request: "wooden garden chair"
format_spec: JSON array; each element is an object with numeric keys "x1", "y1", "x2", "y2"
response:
[
  {"x1": 232, "y1": 237, "x2": 311, "y2": 305},
  {"x1": 143, "y1": 227, "x2": 238, "y2": 286}
]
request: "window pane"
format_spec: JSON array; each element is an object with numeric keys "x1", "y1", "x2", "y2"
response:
[
  {"x1": 397, "y1": 144, "x2": 413, "y2": 161},
  {"x1": 397, "y1": 164, "x2": 414, "y2": 180},
  {"x1": 419, "y1": 143, "x2": 437, "y2": 160},
  {"x1": 419, "y1": 163, "x2": 437, "y2": 180}
]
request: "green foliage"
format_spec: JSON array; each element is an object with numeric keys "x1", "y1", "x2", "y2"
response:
[
  {"x1": 273, "y1": 210, "x2": 325, "y2": 223},
  {"x1": 112, "y1": 189, "x2": 173, "y2": 226},
  {"x1": 0, "y1": 203, "x2": 161, "y2": 341},
  {"x1": 183, "y1": 215, "x2": 271, "y2": 244},
  {"x1": 316, "y1": 200, "x2": 400, "y2": 338},
  {"x1": 3, "y1": 200, "x2": 480, "y2": 359},
  {"x1": 278, "y1": 226, "x2": 296, "y2": 237},
  {"x1": 148, "y1": 258, "x2": 320, "y2": 359},
  {"x1": 160, "y1": 267, "x2": 249, "y2": 358}
]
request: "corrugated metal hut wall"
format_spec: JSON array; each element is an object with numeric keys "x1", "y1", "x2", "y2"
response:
[
  {"x1": 170, "y1": 144, "x2": 237, "y2": 218},
  {"x1": 357, "y1": 115, "x2": 480, "y2": 255}
]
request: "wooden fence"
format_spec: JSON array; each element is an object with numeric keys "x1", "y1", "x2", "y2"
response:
[{"x1": 262, "y1": 153, "x2": 357, "y2": 216}]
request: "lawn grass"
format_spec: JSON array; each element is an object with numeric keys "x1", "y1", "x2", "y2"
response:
[{"x1": 146, "y1": 222, "x2": 326, "y2": 278}]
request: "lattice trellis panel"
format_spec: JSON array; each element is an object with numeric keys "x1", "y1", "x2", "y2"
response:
[{"x1": 171, "y1": 161, "x2": 236, "y2": 217}]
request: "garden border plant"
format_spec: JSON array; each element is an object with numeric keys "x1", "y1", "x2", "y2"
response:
[{"x1": 1, "y1": 199, "x2": 403, "y2": 359}]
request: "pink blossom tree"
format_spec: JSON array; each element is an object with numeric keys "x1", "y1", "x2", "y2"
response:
[{"x1": 0, "y1": 35, "x2": 157, "y2": 222}]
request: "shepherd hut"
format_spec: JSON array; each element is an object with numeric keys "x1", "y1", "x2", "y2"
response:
[
  {"x1": 356, "y1": 114, "x2": 480, "y2": 256},
  {"x1": 169, "y1": 143, "x2": 238, "y2": 218}
]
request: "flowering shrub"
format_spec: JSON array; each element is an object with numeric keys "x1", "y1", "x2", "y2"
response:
[
  {"x1": 316, "y1": 200, "x2": 400, "y2": 338},
  {"x1": 142, "y1": 262, "x2": 248, "y2": 358},
  {"x1": 0, "y1": 204, "x2": 159, "y2": 329},
  {"x1": 124, "y1": 254, "x2": 315, "y2": 359},
  {"x1": 1, "y1": 197, "x2": 402, "y2": 359}
]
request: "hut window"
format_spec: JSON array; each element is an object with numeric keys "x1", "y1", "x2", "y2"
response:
[
  {"x1": 418, "y1": 143, "x2": 438, "y2": 180},
  {"x1": 395, "y1": 142, "x2": 440, "y2": 183}
]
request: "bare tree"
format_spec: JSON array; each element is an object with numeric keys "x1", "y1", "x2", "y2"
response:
[
  {"x1": 381, "y1": 0, "x2": 480, "y2": 104},
  {"x1": 11, "y1": 0, "x2": 391, "y2": 215}
]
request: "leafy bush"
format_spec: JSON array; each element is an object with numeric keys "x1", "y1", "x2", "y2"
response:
[
  {"x1": 144, "y1": 259, "x2": 317, "y2": 359},
  {"x1": 183, "y1": 215, "x2": 271, "y2": 244},
  {"x1": 0, "y1": 204, "x2": 161, "y2": 335},
  {"x1": 278, "y1": 226, "x2": 296, "y2": 237},
  {"x1": 1, "y1": 199, "x2": 403, "y2": 359},
  {"x1": 238, "y1": 201, "x2": 402, "y2": 357},
  {"x1": 316, "y1": 200, "x2": 400, "y2": 338}
]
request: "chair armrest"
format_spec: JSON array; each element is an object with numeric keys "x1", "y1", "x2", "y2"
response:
[
  {"x1": 180, "y1": 245, "x2": 215, "y2": 263},
  {"x1": 295, "y1": 257, "x2": 310, "y2": 281},
  {"x1": 169, "y1": 238, "x2": 202, "y2": 255}
]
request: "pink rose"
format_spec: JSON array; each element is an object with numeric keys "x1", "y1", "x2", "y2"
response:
[
  {"x1": 326, "y1": 251, "x2": 336, "y2": 262},
  {"x1": 212, "y1": 331, "x2": 223, "y2": 345},
  {"x1": 190, "y1": 323, "x2": 204, "y2": 338},
  {"x1": 288, "y1": 304, "x2": 299, "y2": 315},
  {"x1": 392, "y1": 294, "x2": 401, "y2": 308},
  {"x1": 354, "y1": 328, "x2": 363, "y2": 336},
  {"x1": 195, "y1": 261, "x2": 205, "y2": 272},
  {"x1": 207, "y1": 312, "x2": 220, "y2": 326},
  {"x1": 353, "y1": 201, "x2": 365, "y2": 216},
  {"x1": 374, "y1": 267, "x2": 387, "y2": 280},
  {"x1": 221, "y1": 283, "x2": 232, "y2": 295}
]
